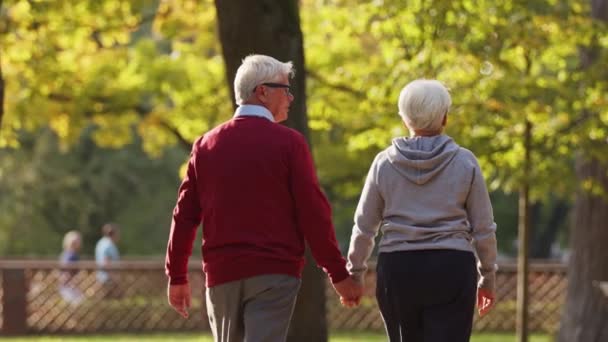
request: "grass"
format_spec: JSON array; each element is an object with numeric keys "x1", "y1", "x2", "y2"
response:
[
  {"x1": 330, "y1": 332, "x2": 552, "y2": 342},
  {"x1": 1, "y1": 332, "x2": 552, "y2": 341}
]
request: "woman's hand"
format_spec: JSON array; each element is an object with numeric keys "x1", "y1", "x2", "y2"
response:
[{"x1": 477, "y1": 288, "x2": 495, "y2": 317}]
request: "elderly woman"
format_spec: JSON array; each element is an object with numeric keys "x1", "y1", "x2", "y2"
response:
[{"x1": 347, "y1": 80, "x2": 497, "y2": 342}]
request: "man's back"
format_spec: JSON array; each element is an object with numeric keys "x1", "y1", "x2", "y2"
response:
[
  {"x1": 176, "y1": 116, "x2": 323, "y2": 286},
  {"x1": 203, "y1": 117, "x2": 296, "y2": 221},
  {"x1": 198, "y1": 116, "x2": 302, "y2": 250}
]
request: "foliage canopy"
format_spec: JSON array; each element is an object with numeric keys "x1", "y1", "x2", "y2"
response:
[{"x1": 0, "y1": 0, "x2": 606, "y2": 255}]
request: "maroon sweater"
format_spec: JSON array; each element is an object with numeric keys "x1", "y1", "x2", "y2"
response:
[{"x1": 165, "y1": 116, "x2": 349, "y2": 287}]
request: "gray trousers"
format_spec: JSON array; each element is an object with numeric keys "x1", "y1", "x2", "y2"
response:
[{"x1": 205, "y1": 274, "x2": 301, "y2": 342}]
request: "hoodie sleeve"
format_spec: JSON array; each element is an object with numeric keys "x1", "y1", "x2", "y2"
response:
[
  {"x1": 465, "y1": 155, "x2": 498, "y2": 294},
  {"x1": 347, "y1": 153, "x2": 385, "y2": 283}
]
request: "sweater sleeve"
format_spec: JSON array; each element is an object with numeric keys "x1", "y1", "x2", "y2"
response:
[
  {"x1": 289, "y1": 134, "x2": 349, "y2": 284},
  {"x1": 165, "y1": 139, "x2": 203, "y2": 285},
  {"x1": 465, "y1": 156, "x2": 498, "y2": 293},
  {"x1": 347, "y1": 154, "x2": 384, "y2": 283}
]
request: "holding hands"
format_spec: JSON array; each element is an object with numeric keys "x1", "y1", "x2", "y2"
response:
[{"x1": 333, "y1": 275, "x2": 364, "y2": 308}]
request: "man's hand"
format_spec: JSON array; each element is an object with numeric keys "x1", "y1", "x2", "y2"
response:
[
  {"x1": 333, "y1": 276, "x2": 364, "y2": 308},
  {"x1": 168, "y1": 283, "x2": 191, "y2": 318},
  {"x1": 477, "y1": 288, "x2": 495, "y2": 317}
]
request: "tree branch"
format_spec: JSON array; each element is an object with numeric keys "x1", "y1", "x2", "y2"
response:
[
  {"x1": 306, "y1": 69, "x2": 366, "y2": 97},
  {"x1": 158, "y1": 120, "x2": 192, "y2": 152},
  {"x1": 555, "y1": 109, "x2": 595, "y2": 136},
  {"x1": 48, "y1": 92, "x2": 193, "y2": 151},
  {"x1": 5, "y1": 3, "x2": 160, "y2": 50}
]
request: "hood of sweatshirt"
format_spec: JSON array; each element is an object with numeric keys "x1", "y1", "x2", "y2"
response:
[{"x1": 386, "y1": 134, "x2": 460, "y2": 185}]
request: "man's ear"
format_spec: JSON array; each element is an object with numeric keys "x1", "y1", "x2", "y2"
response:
[
  {"x1": 255, "y1": 86, "x2": 269, "y2": 103},
  {"x1": 442, "y1": 113, "x2": 447, "y2": 126}
]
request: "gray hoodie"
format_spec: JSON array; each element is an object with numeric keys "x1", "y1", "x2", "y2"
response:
[{"x1": 347, "y1": 134, "x2": 498, "y2": 292}]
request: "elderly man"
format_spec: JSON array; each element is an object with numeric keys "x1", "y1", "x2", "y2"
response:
[
  {"x1": 165, "y1": 54, "x2": 362, "y2": 342},
  {"x1": 346, "y1": 79, "x2": 497, "y2": 342}
]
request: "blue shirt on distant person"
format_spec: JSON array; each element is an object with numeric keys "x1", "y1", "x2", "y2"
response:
[
  {"x1": 95, "y1": 236, "x2": 120, "y2": 283},
  {"x1": 61, "y1": 250, "x2": 79, "y2": 263}
]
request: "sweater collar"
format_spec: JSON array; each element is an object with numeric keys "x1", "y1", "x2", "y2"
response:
[{"x1": 233, "y1": 105, "x2": 275, "y2": 122}]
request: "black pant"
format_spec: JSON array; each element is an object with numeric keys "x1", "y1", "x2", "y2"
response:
[{"x1": 376, "y1": 249, "x2": 477, "y2": 342}]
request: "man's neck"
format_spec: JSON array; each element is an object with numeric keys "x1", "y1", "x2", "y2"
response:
[{"x1": 243, "y1": 99, "x2": 265, "y2": 107}]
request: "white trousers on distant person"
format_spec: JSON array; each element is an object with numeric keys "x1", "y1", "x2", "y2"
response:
[
  {"x1": 205, "y1": 274, "x2": 301, "y2": 342},
  {"x1": 59, "y1": 285, "x2": 84, "y2": 306}
]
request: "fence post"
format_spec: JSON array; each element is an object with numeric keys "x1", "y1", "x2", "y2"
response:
[{"x1": 2, "y1": 268, "x2": 28, "y2": 335}]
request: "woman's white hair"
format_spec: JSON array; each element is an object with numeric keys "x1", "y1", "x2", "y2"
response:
[
  {"x1": 398, "y1": 79, "x2": 452, "y2": 132},
  {"x1": 63, "y1": 230, "x2": 82, "y2": 251},
  {"x1": 234, "y1": 54, "x2": 294, "y2": 105}
]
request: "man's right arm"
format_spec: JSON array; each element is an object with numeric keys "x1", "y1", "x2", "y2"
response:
[{"x1": 165, "y1": 139, "x2": 203, "y2": 285}]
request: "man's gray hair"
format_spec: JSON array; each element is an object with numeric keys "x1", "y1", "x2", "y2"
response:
[
  {"x1": 234, "y1": 54, "x2": 294, "y2": 105},
  {"x1": 398, "y1": 80, "x2": 452, "y2": 132}
]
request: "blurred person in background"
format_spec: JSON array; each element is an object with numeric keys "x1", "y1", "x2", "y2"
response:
[
  {"x1": 95, "y1": 223, "x2": 121, "y2": 296},
  {"x1": 59, "y1": 230, "x2": 84, "y2": 305}
]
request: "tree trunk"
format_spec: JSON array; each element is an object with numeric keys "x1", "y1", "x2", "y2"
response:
[
  {"x1": 558, "y1": 157, "x2": 608, "y2": 342},
  {"x1": 558, "y1": 2, "x2": 608, "y2": 341},
  {"x1": 214, "y1": 1, "x2": 326, "y2": 342},
  {"x1": 516, "y1": 120, "x2": 532, "y2": 342},
  {"x1": 214, "y1": 0, "x2": 309, "y2": 139}
]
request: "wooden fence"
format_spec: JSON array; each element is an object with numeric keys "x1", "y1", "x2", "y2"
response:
[
  {"x1": 326, "y1": 262, "x2": 567, "y2": 333},
  {"x1": 0, "y1": 260, "x2": 567, "y2": 335}
]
